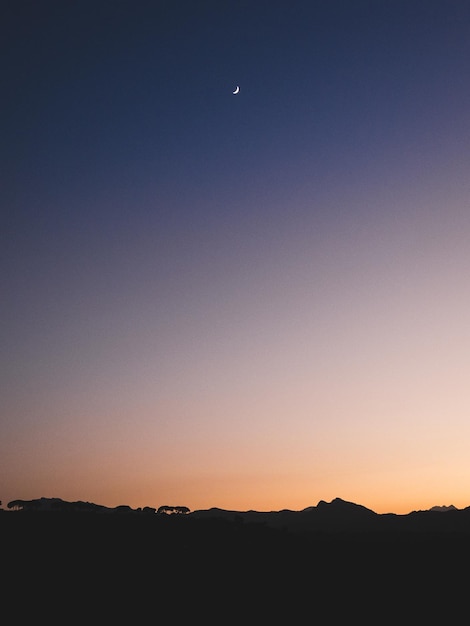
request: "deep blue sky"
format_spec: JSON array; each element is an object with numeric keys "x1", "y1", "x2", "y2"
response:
[
  {"x1": 3, "y1": 1, "x2": 470, "y2": 513},
  {"x1": 6, "y1": 0, "x2": 470, "y2": 220}
]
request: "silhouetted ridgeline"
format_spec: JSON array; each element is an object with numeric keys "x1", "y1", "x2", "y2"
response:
[
  {"x1": 3, "y1": 496, "x2": 470, "y2": 621},
  {"x1": 4, "y1": 495, "x2": 470, "y2": 533}
]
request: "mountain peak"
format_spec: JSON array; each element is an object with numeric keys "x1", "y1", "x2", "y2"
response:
[
  {"x1": 317, "y1": 497, "x2": 367, "y2": 508},
  {"x1": 313, "y1": 498, "x2": 377, "y2": 518},
  {"x1": 429, "y1": 504, "x2": 458, "y2": 513}
]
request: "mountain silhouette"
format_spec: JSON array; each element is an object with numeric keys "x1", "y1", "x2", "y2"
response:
[
  {"x1": 189, "y1": 496, "x2": 470, "y2": 533},
  {"x1": 6, "y1": 495, "x2": 470, "y2": 533},
  {"x1": 3, "y1": 494, "x2": 470, "y2": 622}
]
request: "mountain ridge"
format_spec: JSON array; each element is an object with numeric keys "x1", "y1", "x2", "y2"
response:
[{"x1": 5, "y1": 495, "x2": 470, "y2": 533}]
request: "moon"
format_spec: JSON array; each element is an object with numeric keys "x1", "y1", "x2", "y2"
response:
[{"x1": 233, "y1": 85, "x2": 240, "y2": 94}]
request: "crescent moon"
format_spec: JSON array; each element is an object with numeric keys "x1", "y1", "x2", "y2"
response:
[{"x1": 233, "y1": 85, "x2": 240, "y2": 94}]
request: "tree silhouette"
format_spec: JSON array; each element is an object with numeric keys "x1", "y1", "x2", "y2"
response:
[{"x1": 157, "y1": 505, "x2": 190, "y2": 515}]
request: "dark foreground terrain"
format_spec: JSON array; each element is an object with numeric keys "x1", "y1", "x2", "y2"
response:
[{"x1": 3, "y1": 508, "x2": 470, "y2": 621}]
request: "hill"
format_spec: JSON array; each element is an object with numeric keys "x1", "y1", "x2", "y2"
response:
[{"x1": 3, "y1": 496, "x2": 470, "y2": 621}]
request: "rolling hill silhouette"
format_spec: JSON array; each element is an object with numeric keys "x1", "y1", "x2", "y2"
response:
[
  {"x1": 3, "y1": 495, "x2": 470, "y2": 621},
  {"x1": 5, "y1": 495, "x2": 470, "y2": 533},
  {"x1": 189, "y1": 496, "x2": 470, "y2": 533}
]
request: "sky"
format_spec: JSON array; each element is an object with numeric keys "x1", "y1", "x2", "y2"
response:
[{"x1": 2, "y1": 0, "x2": 470, "y2": 515}]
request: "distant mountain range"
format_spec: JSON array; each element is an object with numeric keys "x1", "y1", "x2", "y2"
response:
[
  {"x1": 191, "y1": 497, "x2": 470, "y2": 533},
  {"x1": 4, "y1": 496, "x2": 470, "y2": 533}
]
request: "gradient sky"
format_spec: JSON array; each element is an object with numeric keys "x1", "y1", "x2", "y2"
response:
[{"x1": 2, "y1": 0, "x2": 470, "y2": 514}]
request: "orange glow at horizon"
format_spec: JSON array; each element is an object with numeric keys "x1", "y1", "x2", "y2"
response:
[{"x1": 4, "y1": 2, "x2": 470, "y2": 518}]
